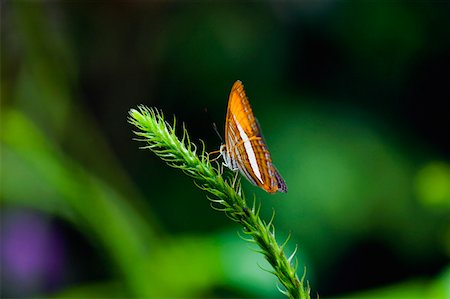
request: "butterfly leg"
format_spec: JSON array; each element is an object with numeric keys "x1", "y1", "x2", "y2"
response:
[
  {"x1": 232, "y1": 170, "x2": 240, "y2": 188},
  {"x1": 206, "y1": 149, "x2": 222, "y2": 163},
  {"x1": 220, "y1": 162, "x2": 224, "y2": 175}
]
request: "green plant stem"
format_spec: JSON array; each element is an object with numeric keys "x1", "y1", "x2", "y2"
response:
[{"x1": 128, "y1": 106, "x2": 311, "y2": 299}]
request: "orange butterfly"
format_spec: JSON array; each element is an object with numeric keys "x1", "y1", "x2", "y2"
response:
[{"x1": 220, "y1": 80, "x2": 287, "y2": 193}]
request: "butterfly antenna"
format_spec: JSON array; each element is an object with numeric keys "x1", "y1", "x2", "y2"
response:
[
  {"x1": 203, "y1": 106, "x2": 223, "y2": 143},
  {"x1": 212, "y1": 122, "x2": 223, "y2": 143}
]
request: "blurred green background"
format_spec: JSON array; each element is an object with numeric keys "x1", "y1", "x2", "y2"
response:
[{"x1": 1, "y1": 1, "x2": 450, "y2": 298}]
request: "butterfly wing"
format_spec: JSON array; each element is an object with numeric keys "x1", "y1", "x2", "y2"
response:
[
  {"x1": 224, "y1": 80, "x2": 287, "y2": 193},
  {"x1": 226, "y1": 80, "x2": 260, "y2": 137}
]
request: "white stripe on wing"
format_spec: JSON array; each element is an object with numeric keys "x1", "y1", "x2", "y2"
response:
[{"x1": 233, "y1": 115, "x2": 263, "y2": 184}]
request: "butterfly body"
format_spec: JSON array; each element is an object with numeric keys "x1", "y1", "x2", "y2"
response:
[{"x1": 220, "y1": 80, "x2": 287, "y2": 193}]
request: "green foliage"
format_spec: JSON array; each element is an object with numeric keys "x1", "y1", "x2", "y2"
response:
[
  {"x1": 4, "y1": 1, "x2": 449, "y2": 297},
  {"x1": 128, "y1": 106, "x2": 311, "y2": 299},
  {"x1": 1, "y1": 109, "x2": 221, "y2": 298}
]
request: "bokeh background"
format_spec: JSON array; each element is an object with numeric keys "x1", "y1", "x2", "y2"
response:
[{"x1": 1, "y1": 1, "x2": 450, "y2": 298}]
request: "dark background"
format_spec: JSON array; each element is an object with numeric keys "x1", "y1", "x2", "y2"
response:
[{"x1": 1, "y1": 1, "x2": 450, "y2": 298}]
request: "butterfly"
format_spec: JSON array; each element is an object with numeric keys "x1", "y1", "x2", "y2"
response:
[{"x1": 220, "y1": 80, "x2": 287, "y2": 193}]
